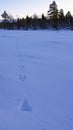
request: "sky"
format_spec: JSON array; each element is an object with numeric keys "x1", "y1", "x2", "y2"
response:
[{"x1": 0, "y1": 0, "x2": 73, "y2": 18}]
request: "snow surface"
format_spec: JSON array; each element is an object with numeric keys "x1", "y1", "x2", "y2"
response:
[{"x1": 0, "y1": 30, "x2": 73, "y2": 130}]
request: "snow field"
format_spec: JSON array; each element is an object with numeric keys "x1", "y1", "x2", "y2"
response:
[{"x1": 0, "y1": 30, "x2": 73, "y2": 130}]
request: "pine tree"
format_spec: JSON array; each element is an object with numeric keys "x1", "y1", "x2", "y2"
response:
[
  {"x1": 48, "y1": 1, "x2": 58, "y2": 29},
  {"x1": 1, "y1": 11, "x2": 9, "y2": 22}
]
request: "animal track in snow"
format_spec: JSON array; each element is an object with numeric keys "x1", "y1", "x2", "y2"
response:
[
  {"x1": 19, "y1": 65, "x2": 25, "y2": 71},
  {"x1": 18, "y1": 64, "x2": 26, "y2": 82},
  {"x1": 19, "y1": 74, "x2": 26, "y2": 82}
]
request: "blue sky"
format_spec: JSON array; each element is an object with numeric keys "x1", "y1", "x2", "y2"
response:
[{"x1": 0, "y1": 0, "x2": 73, "y2": 18}]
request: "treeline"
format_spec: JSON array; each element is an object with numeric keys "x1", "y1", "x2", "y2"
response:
[{"x1": 0, "y1": 1, "x2": 73, "y2": 30}]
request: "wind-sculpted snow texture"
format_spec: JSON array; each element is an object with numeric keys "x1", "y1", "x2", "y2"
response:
[{"x1": 0, "y1": 30, "x2": 73, "y2": 130}]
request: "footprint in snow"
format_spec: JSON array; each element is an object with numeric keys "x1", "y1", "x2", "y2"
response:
[
  {"x1": 19, "y1": 65, "x2": 25, "y2": 71},
  {"x1": 20, "y1": 97, "x2": 32, "y2": 112},
  {"x1": 19, "y1": 74, "x2": 26, "y2": 82}
]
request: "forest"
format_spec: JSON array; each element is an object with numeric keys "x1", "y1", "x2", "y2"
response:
[{"x1": 0, "y1": 1, "x2": 73, "y2": 30}]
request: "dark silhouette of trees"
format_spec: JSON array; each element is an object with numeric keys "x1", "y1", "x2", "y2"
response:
[
  {"x1": 0, "y1": 1, "x2": 73, "y2": 30},
  {"x1": 1, "y1": 11, "x2": 14, "y2": 29},
  {"x1": 58, "y1": 9, "x2": 65, "y2": 28},
  {"x1": 25, "y1": 16, "x2": 32, "y2": 30},
  {"x1": 1, "y1": 11, "x2": 9, "y2": 21},
  {"x1": 65, "y1": 11, "x2": 73, "y2": 29},
  {"x1": 31, "y1": 15, "x2": 38, "y2": 30},
  {"x1": 48, "y1": 1, "x2": 59, "y2": 29},
  {"x1": 39, "y1": 14, "x2": 47, "y2": 29}
]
